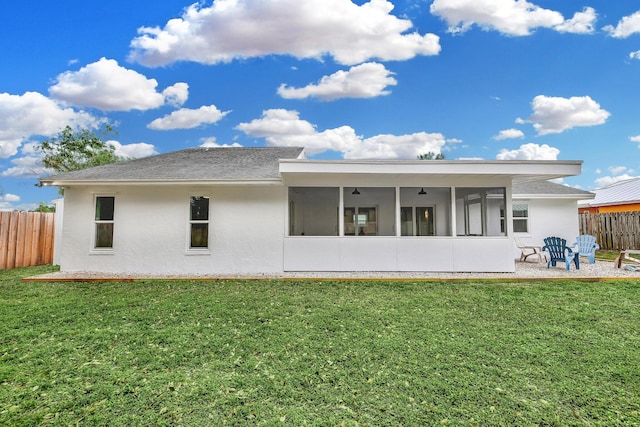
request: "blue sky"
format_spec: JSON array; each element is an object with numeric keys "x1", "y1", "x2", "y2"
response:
[{"x1": 2, "y1": 0, "x2": 640, "y2": 210}]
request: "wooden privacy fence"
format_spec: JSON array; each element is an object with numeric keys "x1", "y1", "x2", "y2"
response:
[
  {"x1": 0, "y1": 211, "x2": 55, "y2": 270},
  {"x1": 579, "y1": 211, "x2": 640, "y2": 250}
]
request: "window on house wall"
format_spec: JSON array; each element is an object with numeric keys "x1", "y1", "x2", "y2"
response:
[
  {"x1": 95, "y1": 196, "x2": 115, "y2": 248},
  {"x1": 190, "y1": 196, "x2": 209, "y2": 248},
  {"x1": 512, "y1": 204, "x2": 529, "y2": 232},
  {"x1": 500, "y1": 203, "x2": 529, "y2": 233}
]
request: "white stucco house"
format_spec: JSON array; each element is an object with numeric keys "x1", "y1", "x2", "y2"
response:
[{"x1": 40, "y1": 147, "x2": 593, "y2": 275}]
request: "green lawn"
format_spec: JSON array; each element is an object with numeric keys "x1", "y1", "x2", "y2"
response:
[
  {"x1": 1, "y1": 266, "x2": 639, "y2": 426},
  {"x1": 597, "y1": 250, "x2": 638, "y2": 264}
]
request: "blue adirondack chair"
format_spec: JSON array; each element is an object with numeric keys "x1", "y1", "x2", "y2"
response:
[
  {"x1": 572, "y1": 235, "x2": 600, "y2": 264},
  {"x1": 542, "y1": 236, "x2": 579, "y2": 270}
]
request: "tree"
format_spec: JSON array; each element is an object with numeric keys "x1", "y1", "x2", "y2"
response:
[
  {"x1": 417, "y1": 152, "x2": 445, "y2": 160},
  {"x1": 32, "y1": 202, "x2": 55, "y2": 213},
  {"x1": 38, "y1": 125, "x2": 124, "y2": 174}
]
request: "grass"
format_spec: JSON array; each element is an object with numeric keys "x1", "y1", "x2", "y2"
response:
[
  {"x1": 595, "y1": 250, "x2": 624, "y2": 262},
  {"x1": 1, "y1": 266, "x2": 639, "y2": 426},
  {"x1": 596, "y1": 250, "x2": 639, "y2": 264}
]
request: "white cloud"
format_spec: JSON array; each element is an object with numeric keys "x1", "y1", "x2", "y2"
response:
[
  {"x1": 517, "y1": 95, "x2": 610, "y2": 135},
  {"x1": 604, "y1": 10, "x2": 640, "y2": 38},
  {"x1": 162, "y1": 82, "x2": 189, "y2": 107},
  {"x1": 430, "y1": 0, "x2": 596, "y2": 36},
  {"x1": 595, "y1": 174, "x2": 639, "y2": 189},
  {"x1": 0, "y1": 194, "x2": 24, "y2": 211},
  {"x1": 554, "y1": 7, "x2": 597, "y2": 34},
  {"x1": 236, "y1": 109, "x2": 447, "y2": 159},
  {"x1": 608, "y1": 165, "x2": 630, "y2": 175},
  {"x1": 200, "y1": 137, "x2": 243, "y2": 148},
  {"x1": 1, "y1": 194, "x2": 20, "y2": 202},
  {"x1": 496, "y1": 142, "x2": 559, "y2": 160},
  {"x1": 1, "y1": 142, "x2": 51, "y2": 178},
  {"x1": 1, "y1": 155, "x2": 49, "y2": 178},
  {"x1": 49, "y1": 58, "x2": 188, "y2": 111},
  {"x1": 0, "y1": 91, "x2": 104, "y2": 158},
  {"x1": 493, "y1": 128, "x2": 524, "y2": 140},
  {"x1": 278, "y1": 62, "x2": 397, "y2": 101},
  {"x1": 129, "y1": 0, "x2": 441, "y2": 66},
  {"x1": 630, "y1": 135, "x2": 640, "y2": 143},
  {"x1": 630, "y1": 51, "x2": 640, "y2": 60},
  {"x1": 148, "y1": 105, "x2": 231, "y2": 130},
  {"x1": 105, "y1": 140, "x2": 158, "y2": 158},
  {"x1": 19, "y1": 142, "x2": 41, "y2": 156},
  {"x1": 353, "y1": 132, "x2": 448, "y2": 159}
]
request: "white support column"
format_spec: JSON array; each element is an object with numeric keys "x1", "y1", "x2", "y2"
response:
[
  {"x1": 339, "y1": 186, "x2": 344, "y2": 236},
  {"x1": 481, "y1": 191, "x2": 488, "y2": 236},
  {"x1": 450, "y1": 186, "x2": 457, "y2": 237},
  {"x1": 284, "y1": 187, "x2": 290, "y2": 237},
  {"x1": 395, "y1": 186, "x2": 401, "y2": 237},
  {"x1": 505, "y1": 184, "x2": 513, "y2": 237}
]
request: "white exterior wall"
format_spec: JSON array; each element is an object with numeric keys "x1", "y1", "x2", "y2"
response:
[
  {"x1": 512, "y1": 198, "x2": 580, "y2": 255},
  {"x1": 59, "y1": 185, "x2": 287, "y2": 274},
  {"x1": 283, "y1": 237, "x2": 514, "y2": 272},
  {"x1": 56, "y1": 184, "x2": 579, "y2": 275}
]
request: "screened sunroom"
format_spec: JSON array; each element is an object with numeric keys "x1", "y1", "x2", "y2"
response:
[
  {"x1": 288, "y1": 186, "x2": 508, "y2": 238},
  {"x1": 279, "y1": 159, "x2": 582, "y2": 272}
]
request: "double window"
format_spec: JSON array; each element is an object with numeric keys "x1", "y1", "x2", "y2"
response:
[
  {"x1": 189, "y1": 196, "x2": 210, "y2": 249},
  {"x1": 94, "y1": 196, "x2": 115, "y2": 249}
]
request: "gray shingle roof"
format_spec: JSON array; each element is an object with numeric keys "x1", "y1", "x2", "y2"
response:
[
  {"x1": 41, "y1": 146, "x2": 590, "y2": 200},
  {"x1": 513, "y1": 180, "x2": 593, "y2": 198},
  {"x1": 41, "y1": 147, "x2": 305, "y2": 183}
]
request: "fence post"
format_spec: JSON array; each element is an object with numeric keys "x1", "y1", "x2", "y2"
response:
[{"x1": 0, "y1": 212, "x2": 10, "y2": 269}]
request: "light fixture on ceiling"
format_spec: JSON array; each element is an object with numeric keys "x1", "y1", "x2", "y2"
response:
[
  {"x1": 352, "y1": 188, "x2": 360, "y2": 195},
  {"x1": 418, "y1": 188, "x2": 427, "y2": 195}
]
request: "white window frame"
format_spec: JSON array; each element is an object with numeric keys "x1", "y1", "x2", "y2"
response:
[
  {"x1": 187, "y1": 195, "x2": 211, "y2": 254},
  {"x1": 512, "y1": 203, "x2": 530, "y2": 234},
  {"x1": 501, "y1": 203, "x2": 530, "y2": 234},
  {"x1": 91, "y1": 194, "x2": 115, "y2": 253}
]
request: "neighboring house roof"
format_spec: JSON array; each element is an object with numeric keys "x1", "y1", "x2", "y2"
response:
[
  {"x1": 40, "y1": 147, "x2": 306, "y2": 185},
  {"x1": 513, "y1": 180, "x2": 594, "y2": 200},
  {"x1": 577, "y1": 177, "x2": 640, "y2": 207}
]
